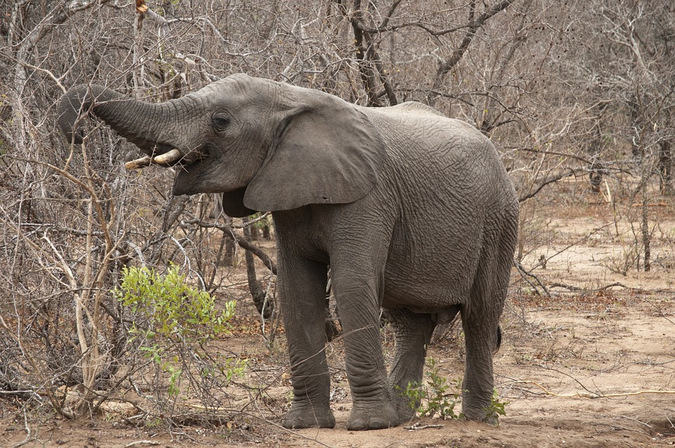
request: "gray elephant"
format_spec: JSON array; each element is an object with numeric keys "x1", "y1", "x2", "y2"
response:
[{"x1": 57, "y1": 74, "x2": 518, "y2": 430}]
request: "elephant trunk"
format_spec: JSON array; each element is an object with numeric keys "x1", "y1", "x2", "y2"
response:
[{"x1": 57, "y1": 84, "x2": 184, "y2": 162}]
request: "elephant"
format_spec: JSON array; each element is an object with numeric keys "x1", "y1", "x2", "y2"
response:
[{"x1": 57, "y1": 74, "x2": 519, "y2": 430}]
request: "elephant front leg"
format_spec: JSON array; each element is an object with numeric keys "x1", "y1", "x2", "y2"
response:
[
  {"x1": 332, "y1": 272, "x2": 399, "y2": 430},
  {"x1": 278, "y1": 257, "x2": 335, "y2": 429}
]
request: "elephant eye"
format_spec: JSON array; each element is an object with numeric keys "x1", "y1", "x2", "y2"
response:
[{"x1": 212, "y1": 113, "x2": 231, "y2": 132}]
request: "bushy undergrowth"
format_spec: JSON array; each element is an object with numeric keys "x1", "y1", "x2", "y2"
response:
[{"x1": 115, "y1": 264, "x2": 246, "y2": 413}]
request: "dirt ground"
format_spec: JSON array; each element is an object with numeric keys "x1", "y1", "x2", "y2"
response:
[{"x1": 1, "y1": 191, "x2": 674, "y2": 447}]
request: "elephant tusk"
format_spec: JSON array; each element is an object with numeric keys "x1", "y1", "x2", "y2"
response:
[
  {"x1": 124, "y1": 149, "x2": 183, "y2": 170},
  {"x1": 152, "y1": 148, "x2": 183, "y2": 166},
  {"x1": 124, "y1": 156, "x2": 152, "y2": 170}
]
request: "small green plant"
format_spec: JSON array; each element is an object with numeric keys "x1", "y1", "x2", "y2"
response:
[
  {"x1": 114, "y1": 264, "x2": 245, "y2": 403},
  {"x1": 419, "y1": 358, "x2": 462, "y2": 419},
  {"x1": 398, "y1": 357, "x2": 462, "y2": 420},
  {"x1": 484, "y1": 389, "x2": 508, "y2": 423},
  {"x1": 398, "y1": 357, "x2": 508, "y2": 423}
]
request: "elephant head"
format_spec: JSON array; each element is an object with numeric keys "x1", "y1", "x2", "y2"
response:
[{"x1": 57, "y1": 74, "x2": 386, "y2": 216}]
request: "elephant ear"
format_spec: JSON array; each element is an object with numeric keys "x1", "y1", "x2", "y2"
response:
[
  {"x1": 243, "y1": 96, "x2": 386, "y2": 211},
  {"x1": 221, "y1": 188, "x2": 257, "y2": 218}
]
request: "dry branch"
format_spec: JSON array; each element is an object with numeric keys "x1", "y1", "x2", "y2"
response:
[
  {"x1": 514, "y1": 260, "x2": 550, "y2": 296},
  {"x1": 430, "y1": 0, "x2": 518, "y2": 105},
  {"x1": 511, "y1": 379, "x2": 675, "y2": 400},
  {"x1": 548, "y1": 282, "x2": 628, "y2": 292},
  {"x1": 180, "y1": 217, "x2": 277, "y2": 274}
]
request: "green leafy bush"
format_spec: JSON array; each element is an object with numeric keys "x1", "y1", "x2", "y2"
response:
[
  {"x1": 116, "y1": 264, "x2": 233, "y2": 343},
  {"x1": 400, "y1": 358, "x2": 461, "y2": 420},
  {"x1": 398, "y1": 357, "x2": 508, "y2": 423},
  {"x1": 114, "y1": 264, "x2": 245, "y2": 405}
]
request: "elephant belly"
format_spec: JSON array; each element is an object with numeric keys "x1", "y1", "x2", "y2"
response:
[{"x1": 382, "y1": 235, "x2": 479, "y2": 312}]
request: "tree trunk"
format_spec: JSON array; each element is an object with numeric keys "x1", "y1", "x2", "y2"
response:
[
  {"x1": 659, "y1": 140, "x2": 673, "y2": 196},
  {"x1": 223, "y1": 236, "x2": 236, "y2": 267},
  {"x1": 243, "y1": 217, "x2": 273, "y2": 318},
  {"x1": 641, "y1": 182, "x2": 650, "y2": 272}
]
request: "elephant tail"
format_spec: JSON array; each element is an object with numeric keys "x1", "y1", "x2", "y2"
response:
[{"x1": 494, "y1": 325, "x2": 502, "y2": 354}]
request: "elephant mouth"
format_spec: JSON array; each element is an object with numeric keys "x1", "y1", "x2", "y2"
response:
[{"x1": 124, "y1": 145, "x2": 206, "y2": 170}]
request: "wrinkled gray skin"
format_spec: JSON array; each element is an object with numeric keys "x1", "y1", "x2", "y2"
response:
[{"x1": 58, "y1": 74, "x2": 518, "y2": 430}]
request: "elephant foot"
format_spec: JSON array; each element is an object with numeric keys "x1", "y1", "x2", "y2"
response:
[
  {"x1": 281, "y1": 404, "x2": 335, "y2": 429},
  {"x1": 462, "y1": 402, "x2": 500, "y2": 426},
  {"x1": 347, "y1": 402, "x2": 400, "y2": 431},
  {"x1": 390, "y1": 386, "x2": 417, "y2": 423}
]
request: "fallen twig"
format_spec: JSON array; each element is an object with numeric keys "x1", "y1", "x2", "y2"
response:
[
  {"x1": 404, "y1": 422, "x2": 445, "y2": 431},
  {"x1": 124, "y1": 441, "x2": 159, "y2": 447}
]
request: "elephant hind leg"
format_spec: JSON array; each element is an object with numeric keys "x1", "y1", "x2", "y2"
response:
[
  {"x1": 385, "y1": 308, "x2": 451, "y2": 423},
  {"x1": 461, "y1": 241, "x2": 513, "y2": 423},
  {"x1": 460, "y1": 305, "x2": 502, "y2": 423}
]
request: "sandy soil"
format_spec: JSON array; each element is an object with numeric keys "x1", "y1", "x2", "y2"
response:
[{"x1": 1, "y1": 197, "x2": 674, "y2": 447}]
